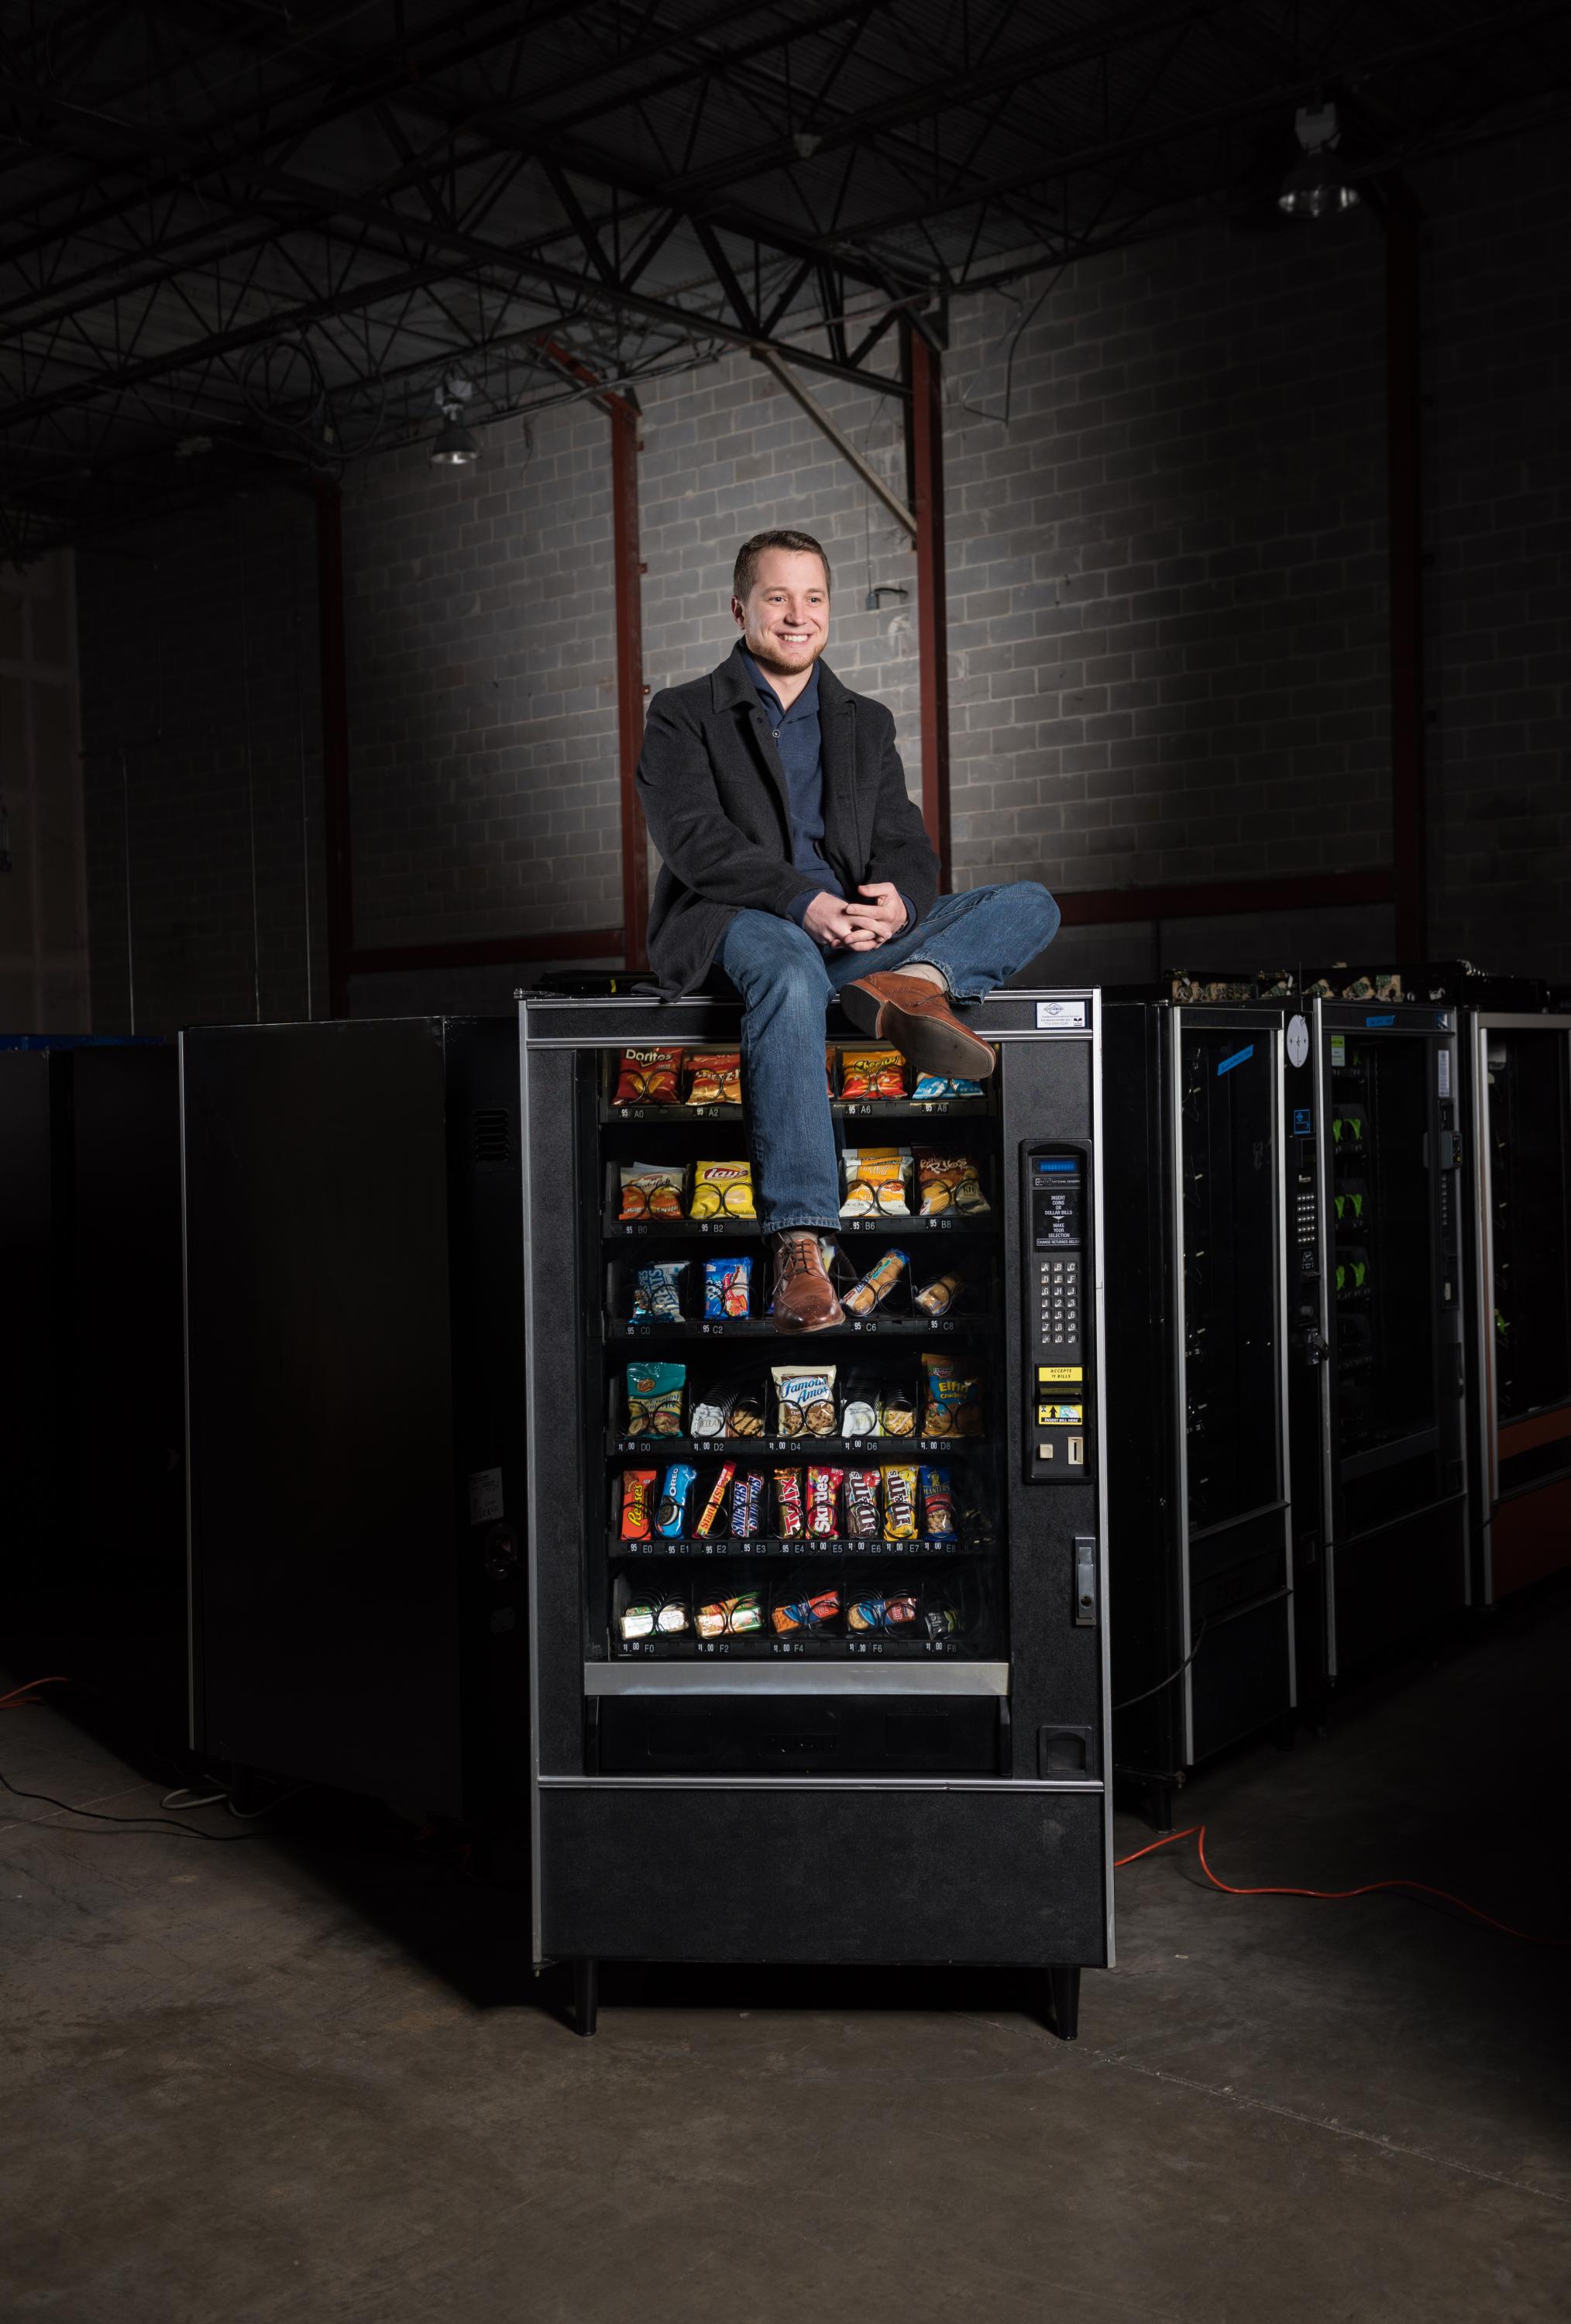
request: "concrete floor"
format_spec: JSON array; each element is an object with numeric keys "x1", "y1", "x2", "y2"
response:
[{"x1": 5, "y1": 1592, "x2": 1569, "y2": 2323}]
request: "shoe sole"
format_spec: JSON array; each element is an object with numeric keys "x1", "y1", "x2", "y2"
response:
[
  {"x1": 772, "y1": 1306, "x2": 845, "y2": 1334},
  {"x1": 842, "y1": 987, "x2": 996, "y2": 1081}
]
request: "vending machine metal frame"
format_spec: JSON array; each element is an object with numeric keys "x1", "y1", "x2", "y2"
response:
[
  {"x1": 518, "y1": 985, "x2": 1113, "y2": 2034},
  {"x1": 1290, "y1": 997, "x2": 1468, "y2": 1696},
  {"x1": 1463, "y1": 1009, "x2": 1571, "y2": 1604},
  {"x1": 1105, "y1": 1002, "x2": 1294, "y2": 1820}
]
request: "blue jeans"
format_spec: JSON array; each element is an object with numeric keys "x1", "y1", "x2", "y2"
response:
[{"x1": 717, "y1": 882, "x2": 1061, "y2": 1232}]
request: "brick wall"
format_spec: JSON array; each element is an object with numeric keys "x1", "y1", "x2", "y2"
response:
[
  {"x1": 344, "y1": 403, "x2": 620, "y2": 948},
  {"x1": 1420, "y1": 124, "x2": 1571, "y2": 985},
  {"x1": 76, "y1": 488, "x2": 322, "y2": 1033},
  {"x1": 943, "y1": 210, "x2": 1391, "y2": 928}
]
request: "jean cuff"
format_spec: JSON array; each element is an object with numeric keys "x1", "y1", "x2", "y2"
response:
[{"x1": 764, "y1": 1215, "x2": 841, "y2": 1236}]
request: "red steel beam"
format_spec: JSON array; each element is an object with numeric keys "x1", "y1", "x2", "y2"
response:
[
  {"x1": 1381, "y1": 174, "x2": 1428, "y2": 961},
  {"x1": 313, "y1": 476, "x2": 353, "y2": 1019},
  {"x1": 1052, "y1": 865, "x2": 1393, "y2": 927},
  {"x1": 909, "y1": 330, "x2": 951, "y2": 884},
  {"x1": 610, "y1": 397, "x2": 651, "y2": 972}
]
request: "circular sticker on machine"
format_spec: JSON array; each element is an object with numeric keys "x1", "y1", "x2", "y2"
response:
[{"x1": 1287, "y1": 1013, "x2": 1309, "y2": 1067}]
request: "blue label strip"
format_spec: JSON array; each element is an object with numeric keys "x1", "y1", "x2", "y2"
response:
[
  {"x1": 1293, "y1": 1107, "x2": 1313, "y2": 1134},
  {"x1": 1216, "y1": 1044, "x2": 1254, "y2": 1076},
  {"x1": 1365, "y1": 1013, "x2": 1395, "y2": 1026}
]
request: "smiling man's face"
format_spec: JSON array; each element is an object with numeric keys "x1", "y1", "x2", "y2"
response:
[{"x1": 733, "y1": 546, "x2": 830, "y2": 678}]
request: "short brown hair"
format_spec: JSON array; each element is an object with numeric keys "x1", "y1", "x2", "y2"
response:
[{"x1": 733, "y1": 529, "x2": 831, "y2": 601}]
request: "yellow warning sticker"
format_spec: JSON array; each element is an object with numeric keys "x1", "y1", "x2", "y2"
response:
[
  {"x1": 1036, "y1": 1404, "x2": 1084, "y2": 1425},
  {"x1": 1037, "y1": 1365, "x2": 1083, "y2": 1383}
]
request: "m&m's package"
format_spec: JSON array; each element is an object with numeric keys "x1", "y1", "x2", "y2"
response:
[
  {"x1": 844, "y1": 1469, "x2": 882, "y2": 1538},
  {"x1": 883, "y1": 1464, "x2": 920, "y2": 1539}
]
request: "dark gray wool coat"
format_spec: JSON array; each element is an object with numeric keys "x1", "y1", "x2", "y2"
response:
[{"x1": 634, "y1": 642, "x2": 940, "y2": 998}]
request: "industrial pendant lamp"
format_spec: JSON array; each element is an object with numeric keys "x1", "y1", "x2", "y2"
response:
[
  {"x1": 1278, "y1": 103, "x2": 1360, "y2": 218},
  {"x1": 430, "y1": 370, "x2": 480, "y2": 466}
]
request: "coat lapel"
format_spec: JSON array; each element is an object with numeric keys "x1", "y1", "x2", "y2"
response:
[
  {"x1": 712, "y1": 644, "x2": 792, "y2": 835},
  {"x1": 816, "y1": 661, "x2": 861, "y2": 867}
]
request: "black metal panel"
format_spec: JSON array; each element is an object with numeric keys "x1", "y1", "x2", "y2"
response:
[
  {"x1": 0, "y1": 1055, "x2": 61, "y2": 1622},
  {"x1": 539, "y1": 1784, "x2": 1106, "y2": 1965},
  {"x1": 184, "y1": 1019, "x2": 463, "y2": 1809}
]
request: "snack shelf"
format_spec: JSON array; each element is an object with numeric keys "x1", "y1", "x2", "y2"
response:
[
  {"x1": 604, "y1": 1098, "x2": 993, "y2": 1126},
  {"x1": 610, "y1": 1638, "x2": 984, "y2": 1662},
  {"x1": 603, "y1": 1215, "x2": 995, "y2": 1243},
  {"x1": 611, "y1": 1535, "x2": 993, "y2": 1557},
  {"x1": 608, "y1": 1318, "x2": 974, "y2": 1341},
  {"x1": 608, "y1": 1434, "x2": 988, "y2": 1459}
]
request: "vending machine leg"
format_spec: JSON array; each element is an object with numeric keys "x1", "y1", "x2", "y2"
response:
[
  {"x1": 572, "y1": 1957, "x2": 599, "y2": 2038},
  {"x1": 1047, "y1": 1964, "x2": 1081, "y2": 2041}
]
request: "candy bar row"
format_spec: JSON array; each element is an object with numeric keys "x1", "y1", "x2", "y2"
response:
[
  {"x1": 614, "y1": 1148, "x2": 990, "y2": 1224},
  {"x1": 614, "y1": 1571, "x2": 971, "y2": 1644},
  {"x1": 624, "y1": 1357, "x2": 985, "y2": 1442},
  {"x1": 624, "y1": 1247, "x2": 968, "y2": 1325},
  {"x1": 617, "y1": 1459, "x2": 964, "y2": 1542},
  {"x1": 611, "y1": 1043, "x2": 988, "y2": 1110}
]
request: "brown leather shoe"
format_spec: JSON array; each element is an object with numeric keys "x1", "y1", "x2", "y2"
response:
[
  {"x1": 841, "y1": 969, "x2": 997, "y2": 1081},
  {"x1": 770, "y1": 1232, "x2": 844, "y2": 1334}
]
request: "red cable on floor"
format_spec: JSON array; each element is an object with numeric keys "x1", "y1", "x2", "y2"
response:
[
  {"x1": 1116, "y1": 1823, "x2": 1569, "y2": 1948},
  {"x1": 0, "y1": 1676, "x2": 69, "y2": 1707}
]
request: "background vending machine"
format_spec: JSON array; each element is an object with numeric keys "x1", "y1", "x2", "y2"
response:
[
  {"x1": 1286, "y1": 998, "x2": 1468, "y2": 1704},
  {"x1": 519, "y1": 985, "x2": 1112, "y2": 2036},
  {"x1": 1102, "y1": 1002, "x2": 1294, "y2": 1826},
  {"x1": 1463, "y1": 1008, "x2": 1571, "y2": 1602}
]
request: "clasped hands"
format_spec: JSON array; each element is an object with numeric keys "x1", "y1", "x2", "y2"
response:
[{"x1": 800, "y1": 882, "x2": 906, "y2": 952}]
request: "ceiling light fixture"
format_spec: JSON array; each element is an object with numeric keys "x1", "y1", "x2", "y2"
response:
[
  {"x1": 430, "y1": 370, "x2": 480, "y2": 466},
  {"x1": 1279, "y1": 103, "x2": 1360, "y2": 218}
]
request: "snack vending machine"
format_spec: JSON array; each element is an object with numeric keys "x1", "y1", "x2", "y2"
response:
[
  {"x1": 519, "y1": 985, "x2": 1112, "y2": 2035},
  {"x1": 1463, "y1": 1009, "x2": 1571, "y2": 1602},
  {"x1": 1102, "y1": 1002, "x2": 1294, "y2": 1824},
  {"x1": 1286, "y1": 998, "x2": 1468, "y2": 1701}
]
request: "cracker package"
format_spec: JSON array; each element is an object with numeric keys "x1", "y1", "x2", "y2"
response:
[
  {"x1": 618, "y1": 1160, "x2": 685, "y2": 1221},
  {"x1": 878, "y1": 1379, "x2": 919, "y2": 1439},
  {"x1": 920, "y1": 1353, "x2": 984, "y2": 1437},
  {"x1": 625, "y1": 1361, "x2": 686, "y2": 1436},
  {"x1": 631, "y1": 1260, "x2": 686, "y2": 1322},
  {"x1": 683, "y1": 1050, "x2": 742, "y2": 1107},
  {"x1": 613, "y1": 1047, "x2": 682, "y2": 1105},
  {"x1": 915, "y1": 1151, "x2": 989, "y2": 1216},
  {"x1": 911, "y1": 1067, "x2": 986, "y2": 1100},
  {"x1": 841, "y1": 1371, "x2": 882, "y2": 1439},
  {"x1": 696, "y1": 1590, "x2": 761, "y2": 1639},
  {"x1": 841, "y1": 1147, "x2": 913, "y2": 1217},
  {"x1": 772, "y1": 1365, "x2": 838, "y2": 1438},
  {"x1": 772, "y1": 1587, "x2": 841, "y2": 1636},
  {"x1": 703, "y1": 1256, "x2": 753, "y2": 1319},
  {"x1": 839, "y1": 1047, "x2": 906, "y2": 1101},
  {"x1": 689, "y1": 1158, "x2": 756, "y2": 1219},
  {"x1": 655, "y1": 1463, "x2": 697, "y2": 1538}
]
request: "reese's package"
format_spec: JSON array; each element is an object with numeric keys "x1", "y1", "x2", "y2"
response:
[{"x1": 619, "y1": 1470, "x2": 657, "y2": 1540}]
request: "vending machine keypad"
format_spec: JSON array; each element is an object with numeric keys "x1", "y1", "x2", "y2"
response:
[{"x1": 1025, "y1": 1149, "x2": 1090, "y2": 1481}]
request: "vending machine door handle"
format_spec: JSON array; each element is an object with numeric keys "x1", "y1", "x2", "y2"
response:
[{"x1": 1074, "y1": 1536, "x2": 1098, "y2": 1627}]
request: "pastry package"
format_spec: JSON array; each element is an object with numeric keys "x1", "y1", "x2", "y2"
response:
[
  {"x1": 840, "y1": 1147, "x2": 913, "y2": 1217},
  {"x1": 619, "y1": 1470, "x2": 658, "y2": 1540},
  {"x1": 773, "y1": 1469, "x2": 805, "y2": 1539},
  {"x1": 772, "y1": 1588, "x2": 841, "y2": 1636},
  {"x1": 625, "y1": 1361, "x2": 685, "y2": 1436},
  {"x1": 613, "y1": 1047, "x2": 682, "y2": 1105},
  {"x1": 695, "y1": 1590, "x2": 761, "y2": 1638},
  {"x1": 683, "y1": 1050, "x2": 742, "y2": 1107},
  {"x1": 655, "y1": 1463, "x2": 697, "y2": 1538},
  {"x1": 842, "y1": 1246, "x2": 909, "y2": 1317},
  {"x1": 618, "y1": 1160, "x2": 685, "y2": 1221},
  {"x1": 911, "y1": 1066, "x2": 986, "y2": 1100},
  {"x1": 878, "y1": 1379, "x2": 919, "y2": 1439},
  {"x1": 772, "y1": 1365, "x2": 838, "y2": 1438},
  {"x1": 839, "y1": 1047, "x2": 906, "y2": 1101},
  {"x1": 689, "y1": 1158, "x2": 756, "y2": 1219},
  {"x1": 693, "y1": 1463, "x2": 735, "y2": 1538},
  {"x1": 913, "y1": 1269, "x2": 964, "y2": 1318},
  {"x1": 915, "y1": 1150, "x2": 989, "y2": 1216},
  {"x1": 920, "y1": 1466, "x2": 956, "y2": 1538},
  {"x1": 730, "y1": 1470, "x2": 765, "y2": 1537},
  {"x1": 631, "y1": 1260, "x2": 686, "y2": 1322},
  {"x1": 882, "y1": 1465, "x2": 920, "y2": 1539},
  {"x1": 806, "y1": 1466, "x2": 844, "y2": 1537},
  {"x1": 703, "y1": 1256, "x2": 753, "y2": 1319},
  {"x1": 723, "y1": 1380, "x2": 768, "y2": 1439},
  {"x1": 844, "y1": 1468, "x2": 882, "y2": 1538},
  {"x1": 920, "y1": 1353, "x2": 983, "y2": 1437}
]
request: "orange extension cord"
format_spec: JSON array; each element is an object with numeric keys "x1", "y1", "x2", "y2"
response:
[{"x1": 1115, "y1": 1824, "x2": 1570, "y2": 1948}]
